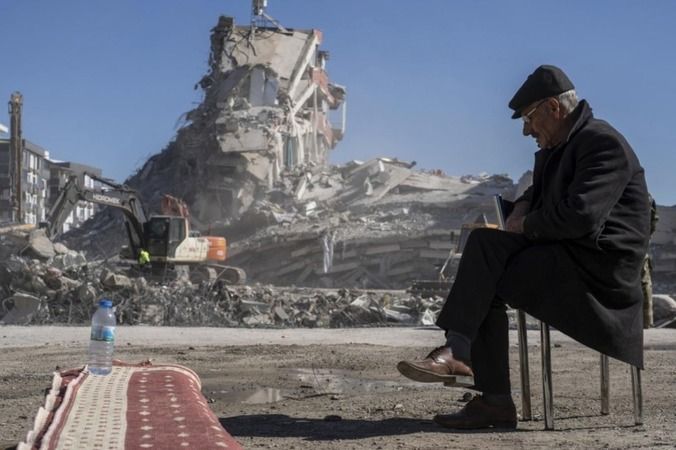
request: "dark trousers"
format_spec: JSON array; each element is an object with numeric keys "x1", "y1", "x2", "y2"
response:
[{"x1": 436, "y1": 228, "x2": 532, "y2": 395}]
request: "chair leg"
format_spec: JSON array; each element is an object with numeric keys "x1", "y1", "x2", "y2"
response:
[
  {"x1": 517, "y1": 310, "x2": 532, "y2": 420},
  {"x1": 600, "y1": 354, "x2": 610, "y2": 415},
  {"x1": 631, "y1": 366, "x2": 643, "y2": 425},
  {"x1": 540, "y1": 321, "x2": 554, "y2": 430}
]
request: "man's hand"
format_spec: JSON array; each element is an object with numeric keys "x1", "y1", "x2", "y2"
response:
[
  {"x1": 505, "y1": 215, "x2": 525, "y2": 233},
  {"x1": 504, "y1": 201, "x2": 529, "y2": 234}
]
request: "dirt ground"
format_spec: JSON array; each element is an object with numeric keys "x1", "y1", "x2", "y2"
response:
[{"x1": 0, "y1": 327, "x2": 675, "y2": 449}]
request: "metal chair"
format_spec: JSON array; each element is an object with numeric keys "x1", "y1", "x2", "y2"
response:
[
  {"x1": 516, "y1": 311, "x2": 643, "y2": 430},
  {"x1": 492, "y1": 195, "x2": 643, "y2": 430}
]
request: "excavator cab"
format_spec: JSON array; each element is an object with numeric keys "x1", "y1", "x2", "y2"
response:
[{"x1": 144, "y1": 216, "x2": 187, "y2": 259}]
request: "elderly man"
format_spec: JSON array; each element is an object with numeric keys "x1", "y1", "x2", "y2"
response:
[{"x1": 397, "y1": 65, "x2": 651, "y2": 429}]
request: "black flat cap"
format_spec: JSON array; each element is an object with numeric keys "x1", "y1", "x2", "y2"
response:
[{"x1": 509, "y1": 65, "x2": 574, "y2": 119}]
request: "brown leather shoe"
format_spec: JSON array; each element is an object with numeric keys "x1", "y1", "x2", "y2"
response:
[
  {"x1": 397, "y1": 346, "x2": 474, "y2": 385},
  {"x1": 433, "y1": 395, "x2": 517, "y2": 429}
]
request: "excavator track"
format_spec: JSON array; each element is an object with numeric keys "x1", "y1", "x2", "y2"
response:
[
  {"x1": 207, "y1": 264, "x2": 247, "y2": 285},
  {"x1": 145, "y1": 264, "x2": 247, "y2": 285}
]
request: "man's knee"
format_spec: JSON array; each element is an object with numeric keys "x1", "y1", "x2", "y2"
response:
[
  {"x1": 465, "y1": 227, "x2": 503, "y2": 248},
  {"x1": 464, "y1": 227, "x2": 528, "y2": 253}
]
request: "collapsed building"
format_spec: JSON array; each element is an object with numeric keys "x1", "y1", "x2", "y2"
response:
[{"x1": 129, "y1": 15, "x2": 346, "y2": 230}]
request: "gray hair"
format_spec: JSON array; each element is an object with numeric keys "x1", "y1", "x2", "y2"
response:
[{"x1": 557, "y1": 89, "x2": 579, "y2": 116}]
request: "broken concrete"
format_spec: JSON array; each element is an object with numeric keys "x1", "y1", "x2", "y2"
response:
[
  {"x1": 22, "y1": 229, "x2": 55, "y2": 260},
  {"x1": 0, "y1": 225, "x2": 673, "y2": 330},
  {"x1": 0, "y1": 292, "x2": 41, "y2": 325},
  {"x1": 653, "y1": 294, "x2": 676, "y2": 327}
]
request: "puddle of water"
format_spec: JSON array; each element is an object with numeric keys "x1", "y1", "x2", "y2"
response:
[
  {"x1": 285, "y1": 368, "x2": 441, "y2": 395},
  {"x1": 209, "y1": 368, "x2": 445, "y2": 405},
  {"x1": 210, "y1": 387, "x2": 288, "y2": 404}
]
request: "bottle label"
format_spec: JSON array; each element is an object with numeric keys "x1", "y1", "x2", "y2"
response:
[{"x1": 91, "y1": 325, "x2": 115, "y2": 343}]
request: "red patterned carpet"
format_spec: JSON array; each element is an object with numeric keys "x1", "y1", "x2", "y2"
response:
[{"x1": 19, "y1": 361, "x2": 242, "y2": 450}]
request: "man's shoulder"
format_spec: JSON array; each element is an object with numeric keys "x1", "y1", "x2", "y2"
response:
[
  {"x1": 579, "y1": 116, "x2": 621, "y2": 137},
  {"x1": 574, "y1": 117, "x2": 633, "y2": 152}
]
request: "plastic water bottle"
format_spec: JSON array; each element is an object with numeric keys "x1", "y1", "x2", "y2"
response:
[{"x1": 88, "y1": 299, "x2": 116, "y2": 375}]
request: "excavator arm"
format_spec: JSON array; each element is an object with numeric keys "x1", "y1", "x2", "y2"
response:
[{"x1": 44, "y1": 175, "x2": 149, "y2": 255}]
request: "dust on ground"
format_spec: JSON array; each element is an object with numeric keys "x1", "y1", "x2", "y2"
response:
[{"x1": 0, "y1": 330, "x2": 675, "y2": 449}]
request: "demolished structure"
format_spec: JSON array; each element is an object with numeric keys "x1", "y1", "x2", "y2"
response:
[{"x1": 129, "y1": 15, "x2": 346, "y2": 230}]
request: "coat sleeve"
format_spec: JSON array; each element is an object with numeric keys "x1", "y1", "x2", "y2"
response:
[
  {"x1": 523, "y1": 134, "x2": 632, "y2": 241},
  {"x1": 515, "y1": 185, "x2": 533, "y2": 205}
]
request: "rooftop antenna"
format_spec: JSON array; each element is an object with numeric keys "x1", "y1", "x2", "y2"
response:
[{"x1": 251, "y1": 0, "x2": 288, "y2": 32}]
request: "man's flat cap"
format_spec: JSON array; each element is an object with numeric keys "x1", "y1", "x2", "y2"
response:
[{"x1": 509, "y1": 65, "x2": 574, "y2": 119}]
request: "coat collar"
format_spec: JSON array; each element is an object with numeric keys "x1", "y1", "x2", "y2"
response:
[{"x1": 563, "y1": 99, "x2": 593, "y2": 144}]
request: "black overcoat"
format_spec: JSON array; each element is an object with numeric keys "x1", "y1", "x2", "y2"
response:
[{"x1": 512, "y1": 100, "x2": 650, "y2": 368}]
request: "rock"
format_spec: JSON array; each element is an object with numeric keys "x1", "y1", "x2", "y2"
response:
[
  {"x1": 133, "y1": 277, "x2": 148, "y2": 294},
  {"x1": 140, "y1": 304, "x2": 165, "y2": 325},
  {"x1": 100, "y1": 269, "x2": 132, "y2": 289},
  {"x1": 420, "y1": 308, "x2": 437, "y2": 326},
  {"x1": 43, "y1": 267, "x2": 65, "y2": 290},
  {"x1": 59, "y1": 276, "x2": 81, "y2": 291},
  {"x1": 653, "y1": 295, "x2": 676, "y2": 326},
  {"x1": 53, "y1": 243, "x2": 70, "y2": 255},
  {"x1": 240, "y1": 300, "x2": 270, "y2": 313},
  {"x1": 330, "y1": 295, "x2": 385, "y2": 326},
  {"x1": 29, "y1": 276, "x2": 49, "y2": 295},
  {"x1": 45, "y1": 267, "x2": 63, "y2": 279},
  {"x1": 77, "y1": 284, "x2": 98, "y2": 305},
  {"x1": 23, "y1": 229, "x2": 55, "y2": 260},
  {"x1": 52, "y1": 251, "x2": 87, "y2": 270},
  {"x1": 0, "y1": 292, "x2": 41, "y2": 325},
  {"x1": 44, "y1": 275, "x2": 63, "y2": 290},
  {"x1": 273, "y1": 305, "x2": 289, "y2": 322},
  {"x1": 243, "y1": 314, "x2": 272, "y2": 326},
  {"x1": 384, "y1": 308, "x2": 414, "y2": 323}
]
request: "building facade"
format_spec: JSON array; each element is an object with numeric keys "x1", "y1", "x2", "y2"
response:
[
  {"x1": 0, "y1": 137, "x2": 103, "y2": 231},
  {"x1": 0, "y1": 138, "x2": 50, "y2": 225}
]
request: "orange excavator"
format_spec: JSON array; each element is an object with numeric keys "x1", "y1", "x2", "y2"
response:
[{"x1": 43, "y1": 175, "x2": 246, "y2": 284}]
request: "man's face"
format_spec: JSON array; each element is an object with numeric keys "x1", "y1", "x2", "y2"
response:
[{"x1": 521, "y1": 98, "x2": 561, "y2": 149}]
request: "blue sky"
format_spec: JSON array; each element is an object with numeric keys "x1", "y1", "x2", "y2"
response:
[{"x1": 1, "y1": 0, "x2": 675, "y2": 205}]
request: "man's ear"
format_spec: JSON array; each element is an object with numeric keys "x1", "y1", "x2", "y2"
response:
[{"x1": 547, "y1": 98, "x2": 561, "y2": 116}]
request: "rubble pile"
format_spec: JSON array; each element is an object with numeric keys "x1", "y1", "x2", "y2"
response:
[
  {"x1": 226, "y1": 159, "x2": 516, "y2": 288},
  {"x1": 1, "y1": 228, "x2": 448, "y2": 327},
  {"x1": 3, "y1": 227, "x2": 676, "y2": 329},
  {"x1": 652, "y1": 205, "x2": 676, "y2": 293}
]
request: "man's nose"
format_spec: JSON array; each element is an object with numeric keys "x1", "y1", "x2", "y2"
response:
[{"x1": 522, "y1": 121, "x2": 532, "y2": 136}]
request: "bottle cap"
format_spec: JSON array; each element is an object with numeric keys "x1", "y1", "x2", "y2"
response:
[{"x1": 99, "y1": 299, "x2": 113, "y2": 308}]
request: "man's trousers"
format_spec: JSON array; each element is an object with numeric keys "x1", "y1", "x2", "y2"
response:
[{"x1": 435, "y1": 228, "x2": 535, "y2": 395}]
